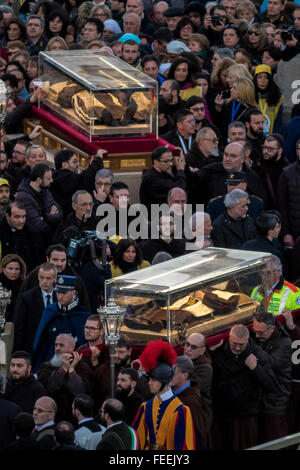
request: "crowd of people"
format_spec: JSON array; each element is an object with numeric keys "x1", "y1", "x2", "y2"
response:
[{"x1": 0, "y1": 0, "x2": 300, "y2": 452}]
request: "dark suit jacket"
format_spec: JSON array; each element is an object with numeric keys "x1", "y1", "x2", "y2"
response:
[{"x1": 13, "y1": 286, "x2": 56, "y2": 354}]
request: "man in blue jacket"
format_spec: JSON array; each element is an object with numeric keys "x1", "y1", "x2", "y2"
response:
[{"x1": 32, "y1": 275, "x2": 90, "y2": 372}]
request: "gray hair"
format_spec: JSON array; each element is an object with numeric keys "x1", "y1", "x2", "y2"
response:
[
  {"x1": 27, "y1": 14, "x2": 44, "y2": 29},
  {"x1": 175, "y1": 356, "x2": 194, "y2": 377},
  {"x1": 230, "y1": 324, "x2": 249, "y2": 339},
  {"x1": 72, "y1": 190, "x2": 91, "y2": 203},
  {"x1": 196, "y1": 127, "x2": 216, "y2": 144},
  {"x1": 224, "y1": 189, "x2": 248, "y2": 208},
  {"x1": 228, "y1": 121, "x2": 246, "y2": 132},
  {"x1": 189, "y1": 211, "x2": 210, "y2": 231},
  {"x1": 151, "y1": 251, "x2": 173, "y2": 264},
  {"x1": 167, "y1": 187, "x2": 187, "y2": 204},
  {"x1": 267, "y1": 254, "x2": 282, "y2": 273},
  {"x1": 95, "y1": 168, "x2": 114, "y2": 182},
  {"x1": 26, "y1": 145, "x2": 46, "y2": 159},
  {"x1": 123, "y1": 12, "x2": 141, "y2": 24},
  {"x1": 214, "y1": 47, "x2": 234, "y2": 59}
]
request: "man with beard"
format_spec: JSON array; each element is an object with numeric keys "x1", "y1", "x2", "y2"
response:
[
  {"x1": 0, "y1": 177, "x2": 11, "y2": 221},
  {"x1": 4, "y1": 351, "x2": 46, "y2": 414},
  {"x1": 94, "y1": 338, "x2": 132, "y2": 405},
  {"x1": 16, "y1": 163, "x2": 63, "y2": 247},
  {"x1": 254, "y1": 134, "x2": 289, "y2": 210},
  {"x1": 139, "y1": 146, "x2": 186, "y2": 213},
  {"x1": 32, "y1": 276, "x2": 90, "y2": 372},
  {"x1": 211, "y1": 188, "x2": 256, "y2": 248},
  {"x1": 185, "y1": 127, "x2": 220, "y2": 171},
  {"x1": 76, "y1": 314, "x2": 109, "y2": 370},
  {"x1": 18, "y1": 244, "x2": 90, "y2": 312},
  {"x1": 159, "y1": 79, "x2": 185, "y2": 117},
  {"x1": 37, "y1": 334, "x2": 94, "y2": 422},
  {"x1": 115, "y1": 368, "x2": 143, "y2": 425},
  {"x1": 244, "y1": 109, "x2": 266, "y2": 162},
  {"x1": 73, "y1": 394, "x2": 105, "y2": 450}
]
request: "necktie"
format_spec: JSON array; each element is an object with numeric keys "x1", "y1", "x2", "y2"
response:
[{"x1": 46, "y1": 294, "x2": 51, "y2": 306}]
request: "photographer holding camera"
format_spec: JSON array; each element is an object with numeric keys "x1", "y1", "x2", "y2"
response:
[{"x1": 200, "y1": 5, "x2": 228, "y2": 47}]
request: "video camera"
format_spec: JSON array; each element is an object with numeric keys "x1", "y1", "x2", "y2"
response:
[{"x1": 68, "y1": 230, "x2": 109, "y2": 272}]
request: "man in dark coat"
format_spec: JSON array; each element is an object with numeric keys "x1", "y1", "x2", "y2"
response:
[
  {"x1": 4, "y1": 351, "x2": 46, "y2": 414},
  {"x1": 140, "y1": 213, "x2": 186, "y2": 263},
  {"x1": 51, "y1": 150, "x2": 103, "y2": 216},
  {"x1": 253, "y1": 134, "x2": 289, "y2": 210},
  {"x1": 207, "y1": 170, "x2": 264, "y2": 222},
  {"x1": 0, "y1": 200, "x2": 45, "y2": 271},
  {"x1": 13, "y1": 263, "x2": 57, "y2": 353},
  {"x1": 5, "y1": 412, "x2": 43, "y2": 451},
  {"x1": 115, "y1": 368, "x2": 144, "y2": 425},
  {"x1": 32, "y1": 275, "x2": 90, "y2": 372},
  {"x1": 193, "y1": 142, "x2": 268, "y2": 205},
  {"x1": 37, "y1": 334, "x2": 94, "y2": 423},
  {"x1": 252, "y1": 309, "x2": 292, "y2": 443},
  {"x1": 163, "y1": 109, "x2": 196, "y2": 155},
  {"x1": 171, "y1": 356, "x2": 207, "y2": 450},
  {"x1": 211, "y1": 188, "x2": 256, "y2": 248},
  {"x1": 0, "y1": 372, "x2": 21, "y2": 451},
  {"x1": 185, "y1": 126, "x2": 221, "y2": 170},
  {"x1": 32, "y1": 396, "x2": 57, "y2": 450},
  {"x1": 210, "y1": 324, "x2": 277, "y2": 450},
  {"x1": 139, "y1": 146, "x2": 186, "y2": 212},
  {"x1": 15, "y1": 163, "x2": 63, "y2": 247},
  {"x1": 18, "y1": 244, "x2": 90, "y2": 312},
  {"x1": 97, "y1": 398, "x2": 140, "y2": 450}
]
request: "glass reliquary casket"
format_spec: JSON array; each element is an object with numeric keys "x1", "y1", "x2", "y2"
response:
[
  {"x1": 105, "y1": 248, "x2": 271, "y2": 346},
  {"x1": 38, "y1": 50, "x2": 158, "y2": 140}
]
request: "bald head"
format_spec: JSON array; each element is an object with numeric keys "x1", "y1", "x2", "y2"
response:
[
  {"x1": 102, "y1": 398, "x2": 125, "y2": 425},
  {"x1": 223, "y1": 142, "x2": 245, "y2": 171},
  {"x1": 184, "y1": 332, "x2": 206, "y2": 359},
  {"x1": 168, "y1": 187, "x2": 187, "y2": 214},
  {"x1": 55, "y1": 334, "x2": 75, "y2": 355},
  {"x1": 33, "y1": 396, "x2": 57, "y2": 426}
]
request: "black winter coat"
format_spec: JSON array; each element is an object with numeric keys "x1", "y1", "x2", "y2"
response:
[
  {"x1": 4, "y1": 375, "x2": 46, "y2": 413},
  {"x1": 210, "y1": 338, "x2": 277, "y2": 416},
  {"x1": 50, "y1": 156, "x2": 103, "y2": 216},
  {"x1": 211, "y1": 213, "x2": 256, "y2": 249}
]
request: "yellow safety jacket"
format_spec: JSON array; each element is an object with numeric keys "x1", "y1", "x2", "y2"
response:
[{"x1": 251, "y1": 279, "x2": 300, "y2": 316}]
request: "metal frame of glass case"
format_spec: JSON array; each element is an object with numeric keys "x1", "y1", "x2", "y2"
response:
[
  {"x1": 105, "y1": 248, "x2": 271, "y2": 346},
  {"x1": 38, "y1": 50, "x2": 158, "y2": 141}
]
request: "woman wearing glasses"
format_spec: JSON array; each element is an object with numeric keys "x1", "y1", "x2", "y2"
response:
[{"x1": 241, "y1": 23, "x2": 268, "y2": 62}]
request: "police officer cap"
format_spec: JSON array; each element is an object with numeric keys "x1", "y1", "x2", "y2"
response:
[
  {"x1": 164, "y1": 7, "x2": 184, "y2": 17},
  {"x1": 225, "y1": 171, "x2": 247, "y2": 185},
  {"x1": 55, "y1": 275, "x2": 77, "y2": 292}
]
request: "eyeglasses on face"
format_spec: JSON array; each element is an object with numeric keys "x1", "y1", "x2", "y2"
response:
[
  {"x1": 84, "y1": 326, "x2": 100, "y2": 331},
  {"x1": 159, "y1": 158, "x2": 173, "y2": 163},
  {"x1": 248, "y1": 30, "x2": 260, "y2": 36},
  {"x1": 184, "y1": 341, "x2": 204, "y2": 350},
  {"x1": 203, "y1": 138, "x2": 219, "y2": 144}
]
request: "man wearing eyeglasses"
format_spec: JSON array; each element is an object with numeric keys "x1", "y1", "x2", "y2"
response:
[
  {"x1": 183, "y1": 333, "x2": 213, "y2": 434},
  {"x1": 32, "y1": 396, "x2": 57, "y2": 450},
  {"x1": 77, "y1": 314, "x2": 108, "y2": 370}
]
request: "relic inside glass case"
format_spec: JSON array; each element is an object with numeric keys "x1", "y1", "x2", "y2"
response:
[
  {"x1": 38, "y1": 50, "x2": 158, "y2": 140},
  {"x1": 105, "y1": 248, "x2": 271, "y2": 346}
]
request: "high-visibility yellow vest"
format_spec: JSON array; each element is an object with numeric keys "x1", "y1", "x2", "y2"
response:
[{"x1": 251, "y1": 280, "x2": 300, "y2": 315}]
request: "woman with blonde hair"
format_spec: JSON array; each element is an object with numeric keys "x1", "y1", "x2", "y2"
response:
[
  {"x1": 91, "y1": 3, "x2": 112, "y2": 21},
  {"x1": 0, "y1": 254, "x2": 26, "y2": 322},
  {"x1": 210, "y1": 57, "x2": 235, "y2": 94},
  {"x1": 227, "y1": 62, "x2": 253, "y2": 87},
  {"x1": 45, "y1": 36, "x2": 69, "y2": 51},
  {"x1": 215, "y1": 77, "x2": 257, "y2": 140}
]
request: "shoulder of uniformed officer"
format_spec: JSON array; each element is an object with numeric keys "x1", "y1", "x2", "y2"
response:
[
  {"x1": 250, "y1": 195, "x2": 263, "y2": 202},
  {"x1": 208, "y1": 195, "x2": 224, "y2": 204}
]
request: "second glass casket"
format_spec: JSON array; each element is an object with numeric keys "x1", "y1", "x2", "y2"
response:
[
  {"x1": 38, "y1": 50, "x2": 158, "y2": 140},
  {"x1": 105, "y1": 248, "x2": 271, "y2": 346}
]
